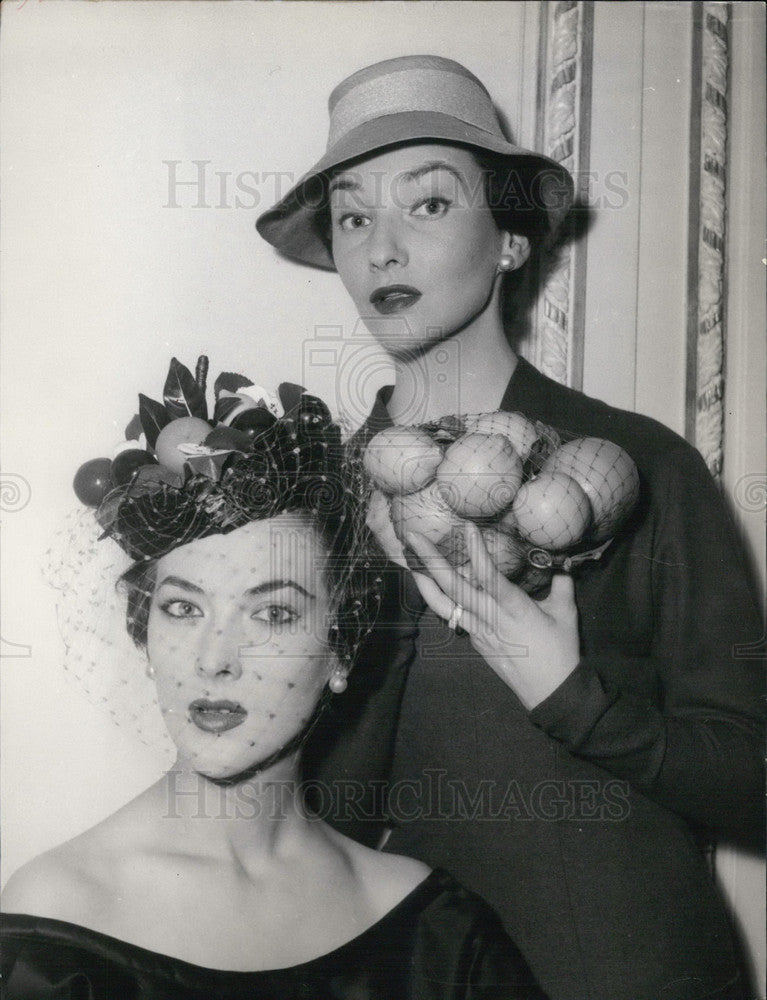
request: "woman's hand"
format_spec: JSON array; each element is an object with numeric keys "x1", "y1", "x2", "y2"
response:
[{"x1": 406, "y1": 522, "x2": 581, "y2": 711}]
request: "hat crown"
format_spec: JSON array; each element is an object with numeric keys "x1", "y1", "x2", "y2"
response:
[{"x1": 327, "y1": 54, "x2": 505, "y2": 150}]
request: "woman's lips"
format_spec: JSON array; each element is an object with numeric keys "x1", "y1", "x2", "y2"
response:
[
  {"x1": 369, "y1": 285, "x2": 422, "y2": 315},
  {"x1": 189, "y1": 699, "x2": 247, "y2": 734}
]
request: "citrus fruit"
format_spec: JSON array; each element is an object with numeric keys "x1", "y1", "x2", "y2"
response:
[
  {"x1": 390, "y1": 481, "x2": 463, "y2": 546},
  {"x1": 512, "y1": 472, "x2": 592, "y2": 549},
  {"x1": 155, "y1": 416, "x2": 212, "y2": 474},
  {"x1": 364, "y1": 427, "x2": 443, "y2": 495},
  {"x1": 463, "y1": 411, "x2": 540, "y2": 462},
  {"x1": 436, "y1": 433, "x2": 523, "y2": 518},
  {"x1": 541, "y1": 437, "x2": 639, "y2": 542}
]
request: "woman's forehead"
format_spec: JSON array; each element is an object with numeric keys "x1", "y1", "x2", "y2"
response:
[
  {"x1": 155, "y1": 516, "x2": 326, "y2": 586},
  {"x1": 330, "y1": 142, "x2": 482, "y2": 190}
]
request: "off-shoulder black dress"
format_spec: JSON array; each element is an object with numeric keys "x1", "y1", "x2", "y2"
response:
[{"x1": 1, "y1": 870, "x2": 547, "y2": 999}]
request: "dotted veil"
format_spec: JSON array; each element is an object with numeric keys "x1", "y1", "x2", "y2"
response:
[{"x1": 45, "y1": 357, "x2": 383, "y2": 761}]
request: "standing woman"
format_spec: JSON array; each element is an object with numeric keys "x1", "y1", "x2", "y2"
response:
[{"x1": 257, "y1": 56, "x2": 764, "y2": 1000}]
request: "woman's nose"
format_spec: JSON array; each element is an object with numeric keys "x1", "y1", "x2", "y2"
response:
[
  {"x1": 195, "y1": 628, "x2": 243, "y2": 681},
  {"x1": 368, "y1": 216, "x2": 408, "y2": 271}
]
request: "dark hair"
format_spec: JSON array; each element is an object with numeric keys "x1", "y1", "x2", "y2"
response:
[
  {"x1": 119, "y1": 499, "x2": 380, "y2": 667},
  {"x1": 111, "y1": 397, "x2": 383, "y2": 667}
]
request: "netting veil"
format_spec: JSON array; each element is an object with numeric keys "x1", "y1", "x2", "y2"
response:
[{"x1": 46, "y1": 358, "x2": 383, "y2": 759}]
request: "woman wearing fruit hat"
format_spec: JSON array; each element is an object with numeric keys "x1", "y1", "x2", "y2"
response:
[
  {"x1": 258, "y1": 56, "x2": 763, "y2": 999},
  {"x1": 0, "y1": 358, "x2": 548, "y2": 999}
]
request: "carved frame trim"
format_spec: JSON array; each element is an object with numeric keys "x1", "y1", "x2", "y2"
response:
[
  {"x1": 528, "y1": 0, "x2": 593, "y2": 389},
  {"x1": 686, "y1": 2, "x2": 730, "y2": 481}
]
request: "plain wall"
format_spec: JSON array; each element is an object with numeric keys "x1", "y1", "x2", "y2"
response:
[{"x1": 0, "y1": 0, "x2": 535, "y2": 880}]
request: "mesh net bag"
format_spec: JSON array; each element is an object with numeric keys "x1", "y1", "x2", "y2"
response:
[{"x1": 361, "y1": 410, "x2": 640, "y2": 594}]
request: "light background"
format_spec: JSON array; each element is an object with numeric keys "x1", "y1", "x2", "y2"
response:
[
  {"x1": 1, "y1": 0, "x2": 764, "y2": 986},
  {"x1": 0, "y1": 0, "x2": 537, "y2": 882}
]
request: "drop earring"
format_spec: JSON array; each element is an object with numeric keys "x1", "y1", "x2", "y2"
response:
[
  {"x1": 329, "y1": 669, "x2": 348, "y2": 694},
  {"x1": 146, "y1": 663, "x2": 155, "y2": 679}
]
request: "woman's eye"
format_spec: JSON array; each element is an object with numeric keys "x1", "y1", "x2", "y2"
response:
[
  {"x1": 252, "y1": 605, "x2": 298, "y2": 625},
  {"x1": 411, "y1": 197, "x2": 451, "y2": 218},
  {"x1": 160, "y1": 600, "x2": 202, "y2": 619},
  {"x1": 338, "y1": 213, "x2": 370, "y2": 232}
]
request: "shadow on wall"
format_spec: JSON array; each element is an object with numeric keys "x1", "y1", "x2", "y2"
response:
[{"x1": 506, "y1": 196, "x2": 595, "y2": 353}]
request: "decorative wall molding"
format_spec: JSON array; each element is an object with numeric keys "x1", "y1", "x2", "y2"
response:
[
  {"x1": 686, "y1": 3, "x2": 730, "y2": 480},
  {"x1": 527, "y1": 0, "x2": 593, "y2": 389}
]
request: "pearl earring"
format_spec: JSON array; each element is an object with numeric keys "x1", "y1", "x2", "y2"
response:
[
  {"x1": 146, "y1": 663, "x2": 156, "y2": 679},
  {"x1": 497, "y1": 253, "x2": 515, "y2": 273},
  {"x1": 329, "y1": 670, "x2": 348, "y2": 694}
]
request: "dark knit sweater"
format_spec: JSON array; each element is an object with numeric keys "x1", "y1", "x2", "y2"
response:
[{"x1": 305, "y1": 357, "x2": 763, "y2": 1000}]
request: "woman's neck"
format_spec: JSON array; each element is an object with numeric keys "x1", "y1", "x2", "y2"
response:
[
  {"x1": 148, "y1": 754, "x2": 316, "y2": 869},
  {"x1": 386, "y1": 286, "x2": 518, "y2": 423}
]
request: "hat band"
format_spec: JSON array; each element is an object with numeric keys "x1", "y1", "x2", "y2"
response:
[{"x1": 328, "y1": 68, "x2": 503, "y2": 148}]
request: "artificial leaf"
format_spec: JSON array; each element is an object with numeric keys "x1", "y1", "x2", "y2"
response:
[
  {"x1": 129, "y1": 465, "x2": 184, "y2": 495},
  {"x1": 163, "y1": 357, "x2": 208, "y2": 420},
  {"x1": 277, "y1": 382, "x2": 307, "y2": 415},
  {"x1": 124, "y1": 412, "x2": 143, "y2": 442},
  {"x1": 138, "y1": 393, "x2": 170, "y2": 449},
  {"x1": 213, "y1": 394, "x2": 244, "y2": 424},
  {"x1": 214, "y1": 371, "x2": 254, "y2": 397},
  {"x1": 203, "y1": 425, "x2": 253, "y2": 452},
  {"x1": 183, "y1": 451, "x2": 232, "y2": 482}
]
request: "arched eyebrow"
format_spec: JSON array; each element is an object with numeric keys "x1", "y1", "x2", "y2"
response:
[
  {"x1": 244, "y1": 580, "x2": 316, "y2": 600},
  {"x1": 156, "y1": 576, "x2": 315, "y2": 600},
  {"x1": 157, "y1": 575, "x2": 204, "y2": 594},
  {"x1": 328, "y1": 160, "x2": 467, "y2": 196},
  {"x1": 328, "y1": 175, "x2": 360, "y2": 195},
  {"x1": 400, "y1": 160, "x2": 466, "y2": 187}
]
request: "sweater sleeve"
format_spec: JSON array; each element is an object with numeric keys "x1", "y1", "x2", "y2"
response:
[{"x1": 529, "y1": 443, "x2": 765, "y2": 847}]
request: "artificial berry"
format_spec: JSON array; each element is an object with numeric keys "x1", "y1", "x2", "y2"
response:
[
  {"x1": 230, "y1": 408, "x2": 276, "y2": 441},
  {"x1": 111, "y1": 449, "x2": 158, "y2": 486},
  {"x1": 73, "y1": 458, "x2": 114, "y2": 507}
]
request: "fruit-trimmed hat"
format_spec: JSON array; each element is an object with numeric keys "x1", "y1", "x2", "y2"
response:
[{"x1": 256, "y1": 54, "x2": 574, "y2": 270}]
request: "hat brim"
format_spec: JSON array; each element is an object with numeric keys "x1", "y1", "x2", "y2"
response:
[{"x1": 256, "y1": 110, "x2": 574, "y2": 270}]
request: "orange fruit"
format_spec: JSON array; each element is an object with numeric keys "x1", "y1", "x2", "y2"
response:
[
  {"x1": 436, "y1": 433, "x2": 523, "y2": 518},
  {"x1": 390, "y1": 481, "x2": 464, "y2": 547},
  {"x1": 541, "y1": 437, "x2": 639, "y2": 542},
  {"x1": 364, "y1": 427, "x2": 443, "y2": 495},
  {"x1": 463, "y1": 411, "x2": 540, "y2": 462},
  {"x1": 155, "y1": 417, "x2": 212, "y2": 474},
  {"x1": 512, "y1": 472, "x2": 592, "y2": 549}
]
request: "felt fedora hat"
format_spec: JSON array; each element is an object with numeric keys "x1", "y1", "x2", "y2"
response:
[{"x1": 256, "y1": 54, "x2": 574, "y2": 270}]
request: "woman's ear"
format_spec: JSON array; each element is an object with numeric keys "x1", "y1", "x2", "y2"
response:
[{"x1": 498, "y1": 231, "x2": 531, "y2": 272}]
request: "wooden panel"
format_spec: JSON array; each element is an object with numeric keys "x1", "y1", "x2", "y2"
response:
[
  {"x1": 581, "y1": 2, "x2": 644, "y2": 410},
  {"x1": 634, "y1": 4, "x2": 693, "y2": 437}
]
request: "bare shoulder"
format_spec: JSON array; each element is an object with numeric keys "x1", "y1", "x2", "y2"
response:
[
  {"x1": 1, "y1": 832, "x2": 115, "y2": 925},
  {"x1": 327, "y1": 828, "x2": 431, "y2": 912}
]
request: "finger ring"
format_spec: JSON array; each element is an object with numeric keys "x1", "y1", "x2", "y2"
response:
[{"x1": 447, "y1": 603, "x2": 464, "y2": 631}]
